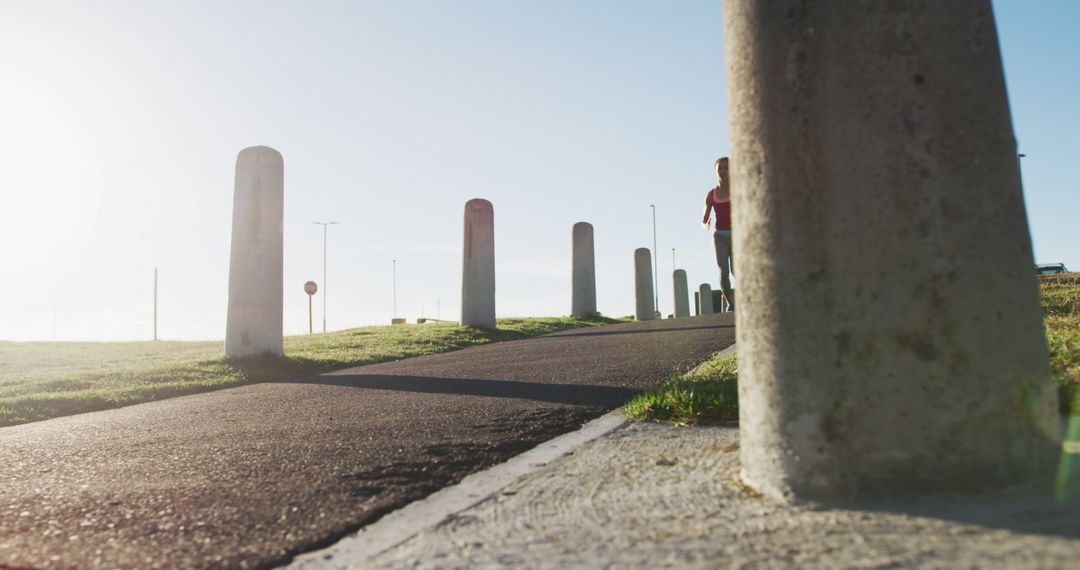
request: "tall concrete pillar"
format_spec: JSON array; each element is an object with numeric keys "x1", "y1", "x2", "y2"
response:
[
  {"x1": 461, "y1": 198, "x2": 496, "y2": 328},
  {"x1": 225, "y1": 146, "x2": 284, "y2": 358},
  {"x1": 698, "y1": 284, "x2": 713, "y2": 315},
  {"x1": 571, "y1": 222, "x2": 597, "y2": 318},
  {"x1": 673, "y1": 270, "x2": 690, "y2": 318},
  {"x1": 725, "y1": 0, "x2": 1060, "y2": 500},
  {"x1": 633, "y1": 248, "x2": 655, "y2": 321}
]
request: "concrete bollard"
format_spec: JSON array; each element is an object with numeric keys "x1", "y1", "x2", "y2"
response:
[
  {"x1": 225, "y1": 146, "x2": 284, "y2": 358},
  {"x1": 461, "y1": 198, "x2": 496, "y2": 328},
  {"x1": 673, "y1": 270, "x2": 690, "y2": 318},
  {"x1": 725, "y1": 0, "x2": 1060, "y2": 499},
  {"x1": 571, "y1": 222, "x2": 597, "y2": 318},
  {"x1": 634, "y1": 248, "x2": 655, "y2": 321},
  {"x1": 698, "y1": 284, "x2": 713, "y2": 315},
  {"x1": 712, "y1": 290, "x2": 726, "y2": 314}
]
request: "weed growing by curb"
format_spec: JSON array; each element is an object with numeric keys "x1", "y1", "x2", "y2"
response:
[{"x1": 625, "y1": 353, "x2": 738, "y2": 425}]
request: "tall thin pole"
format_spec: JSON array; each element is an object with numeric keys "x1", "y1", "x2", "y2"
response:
[
  {"x1": 313, "y1": 221, "x2": 339, "y2": 333},
  {"x1": 651, "y1": 204, "x2": 659, "y2": 315},
  {"x1": 153, "y1": 267, "x2": 158, "y2": 341},
  {"x1": 671, "y1": 248, "x2": 676, "y2": 270},
  {"x1": 392, "y1": 259, "x2": 397, "y2": 318},
  {"x1": 323, "y1": 225, "x2": 327, "y2": 331},
  {"x1": 308, "y1": 295, "x2": 313, "y2": 334}
]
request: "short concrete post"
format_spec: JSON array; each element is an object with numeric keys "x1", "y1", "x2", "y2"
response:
[
  {"x1": 634, "y1": 248, "x2": 655, "y2": 321},
  {"x1": 725, "y1": 0, "x2": 1060, "y2": 499},
  {"x1": 672, "y1": 270, "x2": 690, "y2": 318},
  {"x1": 225, "y1": 146, "x2": 284, "y2": 358},
  {"x1": 571, "y1": 222, "x2": 597, "y2": 318},
  {"x1": 461, "y1": 198, "x2": 496, "y2": 328},
  {"x1": 712, "y1": 291, "x2": 726, "y2": 314},
  {"x1": 698, "y1": 284, "x2": 713, "y2": 315}
]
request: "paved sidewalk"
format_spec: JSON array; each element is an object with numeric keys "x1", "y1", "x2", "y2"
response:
[{"x1": 361, "y1": 422, "x2": 1080, "y2": 569}]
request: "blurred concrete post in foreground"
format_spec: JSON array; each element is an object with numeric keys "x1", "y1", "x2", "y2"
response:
[
  {"x1": 226, "y1": 146, "x2": 284, "y2": 358},
  {"x1": 673, "y1": 270, "x2": 690, "y2": 318},
  {"x1": 462, "y1": 199, "x2": 496, "y2": 328},
  {"x1": 634, "y1": 248, "x2": 655, "y2": 321},
  {"x1": 571, "y1": 222, "x2": 597, "y2": 318},
  {"x1": 724, "y1": 0, "x2": 1060, "y2": 500}
]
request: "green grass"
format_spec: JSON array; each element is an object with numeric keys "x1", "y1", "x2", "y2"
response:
[
  {"x1": 1042, "y1": 273, "x2": 1080, "y2": 414},
  {"x1": 627, "y1": 273, "x2": 1080, "y2": 425},
  {"x1": 0, "y1": 316, "x2": 624, "y2": 428},
  {"x1": 624, "y1": 353, "x2": 739, "y2": 426}
]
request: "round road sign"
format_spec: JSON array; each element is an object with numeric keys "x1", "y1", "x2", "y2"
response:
[{"x1": 304, "y1": 281, "x2": 318, "y2": 295}]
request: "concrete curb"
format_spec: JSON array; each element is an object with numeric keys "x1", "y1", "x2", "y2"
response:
[
  {"x1": 283, "y1": 409, "x2": 630, "y2": 569},
  {"x1": 715, "y1": 342, "x2": 737, "y2": 359}
]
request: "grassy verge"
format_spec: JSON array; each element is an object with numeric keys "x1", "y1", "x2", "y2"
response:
[
  {"x1": 624, "y1": 353, "x2": 738, "y2": 426},
  {"x1": 0, "y1": 316, "x2": 624, "y2": 427},
  {"x1": 628, "y1": 273, "x2": 1080, "y2": 425},
  {"x1": 1042, "y1": 273, "x2": 1080, "y2": 414}
]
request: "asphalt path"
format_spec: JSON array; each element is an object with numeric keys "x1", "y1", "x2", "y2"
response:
[{"x1": 0, "y1": 313, "x2": 734, "y2": 569}]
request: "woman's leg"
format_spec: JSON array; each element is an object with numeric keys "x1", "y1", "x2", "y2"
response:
[{"x1": 713, "y1": 231, "x2": 734, "y2": 308}]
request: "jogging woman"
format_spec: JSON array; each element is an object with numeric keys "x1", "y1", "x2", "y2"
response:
[{"x1": 702, "y1": 157, "x2": 734, "y2": 310}]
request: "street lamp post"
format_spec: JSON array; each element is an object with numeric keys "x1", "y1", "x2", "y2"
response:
[
  {"x1": 312, "y1": 221, "x2": 339, "y2": 333},
  {"x1": 650, "y1": 204, "x2": 659, "y2": 316}
]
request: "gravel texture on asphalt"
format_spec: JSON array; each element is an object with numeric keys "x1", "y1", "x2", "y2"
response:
[
  {"x1": 369, "y1": 422, "x2": 1080, "y2": 570},
  {"x1": 0, "y1": 313, "x2": 734, "y2": 569}
]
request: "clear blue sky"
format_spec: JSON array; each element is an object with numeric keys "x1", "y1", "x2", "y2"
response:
[
  {"x1": 995, "y1": 1, "x2": 1080, "y2": 273},
  {"x1": 0, "y1": 0, "x2": 1074, "y2": 341}
]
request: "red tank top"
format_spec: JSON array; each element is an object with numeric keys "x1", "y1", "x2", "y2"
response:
[{"x1": 711, "y1": 187, "x2": 731, "y2": 231}]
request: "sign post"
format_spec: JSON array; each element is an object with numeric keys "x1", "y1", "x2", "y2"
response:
[{"x1": 304, "y1": 281, "x2": 318, "y2": 334}]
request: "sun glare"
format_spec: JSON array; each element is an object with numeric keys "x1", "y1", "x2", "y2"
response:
[{"x1": 0, "y1": 69, "x2": 104, "y2": 280}]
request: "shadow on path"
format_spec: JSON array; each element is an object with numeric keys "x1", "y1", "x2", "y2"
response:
[
  {"x1": 816, "y1": 488, "x2": 1080, "y2": 541},
  {"x1": 300, "y1": 374, "x2": 640, "y2": 407},
  {"x1": 543, "y1": 323, "x2": 733, "y2": 339}
]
